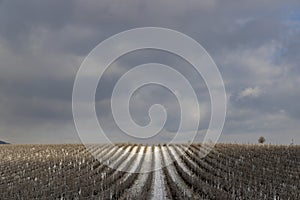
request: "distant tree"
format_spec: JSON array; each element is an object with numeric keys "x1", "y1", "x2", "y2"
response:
[{"x1": 258, "y1": 136, "x2": 266, "y2": 144}]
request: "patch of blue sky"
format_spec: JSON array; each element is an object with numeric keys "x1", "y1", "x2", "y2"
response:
[{"x1": 285, "y1": 9, "x2": 300, "y2": 30}]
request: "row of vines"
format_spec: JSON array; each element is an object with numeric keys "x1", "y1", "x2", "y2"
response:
[{"x1": 0, "y1": 144, "x2": 299, "y2": 199}]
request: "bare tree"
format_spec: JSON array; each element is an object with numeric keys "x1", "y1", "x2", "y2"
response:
[{"x1": 258, "y1": 136, "x2": 266, "y2": 144}]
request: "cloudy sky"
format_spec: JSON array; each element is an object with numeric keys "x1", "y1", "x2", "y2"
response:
[{"x1": 0, "y1": 0, "x2": 300, "y2": 144}]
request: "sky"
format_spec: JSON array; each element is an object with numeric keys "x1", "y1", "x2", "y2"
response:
[{"x1": 0, "y1": 0, "x2": 300, "y2": 144}]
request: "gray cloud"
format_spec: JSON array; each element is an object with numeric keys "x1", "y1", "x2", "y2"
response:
[{"x1": 0, "y1": 0, "x2": 299, "y2": 144}]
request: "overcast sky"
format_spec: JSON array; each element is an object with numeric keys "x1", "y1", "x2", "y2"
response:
[{"x1": 0, "y1": 0, "x2": 300, "y2": 144}]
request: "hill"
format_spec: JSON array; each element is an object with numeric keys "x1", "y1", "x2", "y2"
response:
[{"x1": 0, "y1": 140, "x2": 9, "y2": 144}]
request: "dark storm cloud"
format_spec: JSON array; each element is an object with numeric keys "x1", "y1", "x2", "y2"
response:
[
  {"x1": 1, "y1": 0, "x2": 296, "y2": 55},
  {"x1": 0, "y1": 0, "x2": 299, "y2": 144}
]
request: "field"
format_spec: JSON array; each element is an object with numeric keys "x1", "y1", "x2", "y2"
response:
[{"x1": 0, "y1": 144, "x2": 299, "y2": 200}]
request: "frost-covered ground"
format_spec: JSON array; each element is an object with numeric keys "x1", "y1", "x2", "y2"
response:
[
  {"x1": 151, "y1": 146, "x2": 168, "y2": 200},
  {"x1": 161, "y1": 146, "x2": 199, "y2": 199},
  {"x1": 124, "y1": 146, "x2": 151, "y2": 197},
  {"x1": 0, "y1": 144, "x2": 299, "y2": 199}
]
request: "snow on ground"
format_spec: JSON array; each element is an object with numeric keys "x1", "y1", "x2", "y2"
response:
[
  {"x1": 161, "y1": 146, "x2": 199, "y2": 199},
  {"x1": 114, "y1": 146, "x2": 138, "y2": 171},
  {"x1": 169, "y1": 145, "x2": 193, "y2": 176},
  {"x1": 126, "y1": 146, "x2": 144, "y2": 173},
  {"x1": 124, "y1": 146, "x2": 151, "y2": 197},
  {"x1": 151, "y1": 146, "x2": 168, "y2": 200},
  {"x1": 90, "y1": 144, "x2": 109, "y2": 159},
  {"x1": 102, "y1": 147, "x2": 120, "y2": 164},
  {"x1": 141, "y1": 146, "x2": 153, "y2": 173}
]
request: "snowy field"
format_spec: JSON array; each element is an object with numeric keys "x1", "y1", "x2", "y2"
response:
[{"x1": 0, "y1": 143, "x2": 299, "y2": 199}]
